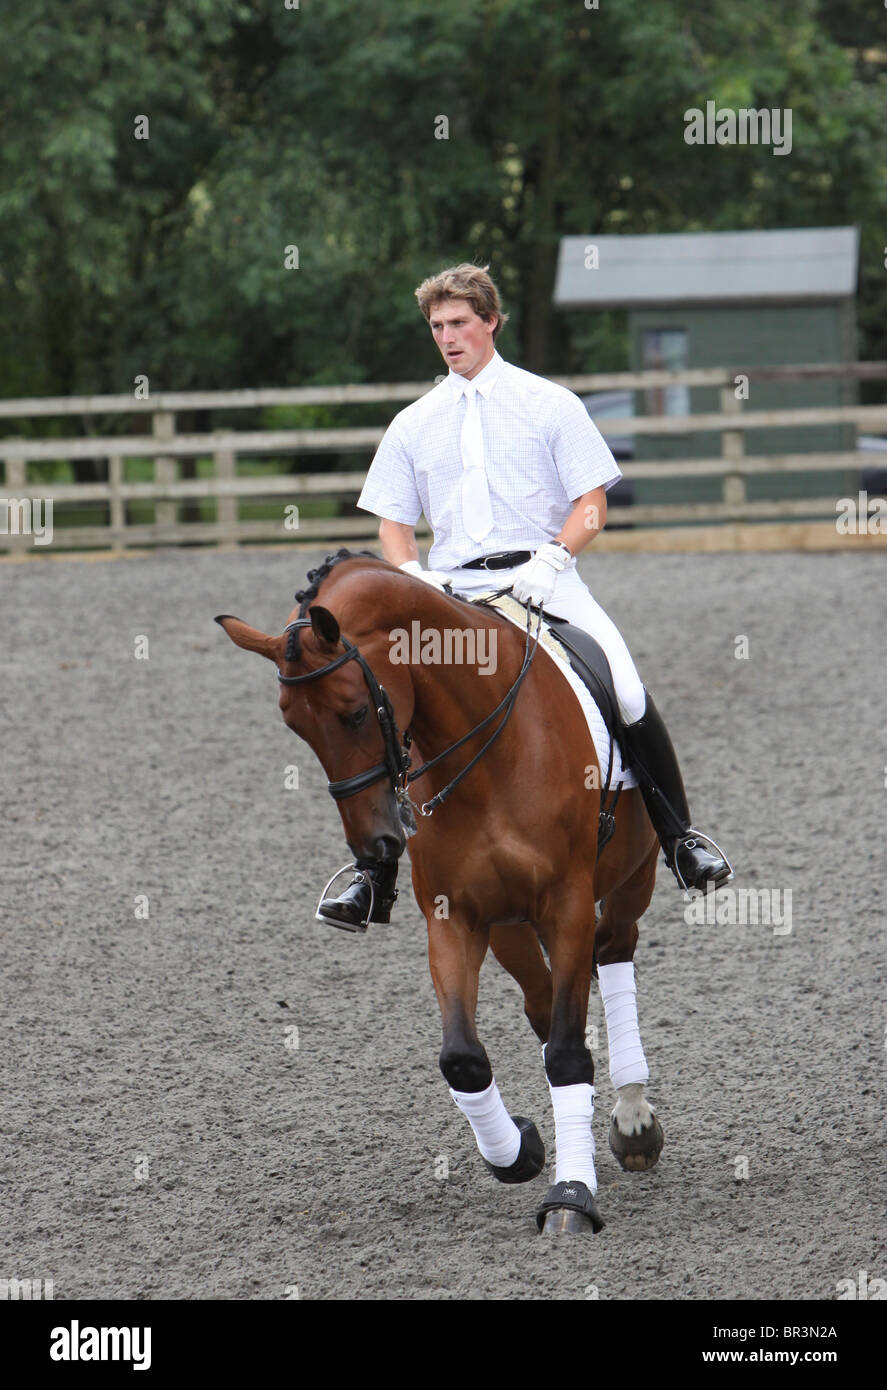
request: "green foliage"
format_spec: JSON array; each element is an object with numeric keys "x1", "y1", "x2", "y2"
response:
[{"x1": 1, "y1": 0, "x2": 885, "y2": 413}]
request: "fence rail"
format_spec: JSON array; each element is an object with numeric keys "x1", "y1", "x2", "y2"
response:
[{"x1": 2, "y1": 363, "x2": 886, "y2": 555}]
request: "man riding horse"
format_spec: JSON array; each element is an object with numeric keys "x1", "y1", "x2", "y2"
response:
[{"x1": 319, "y1": 262, "x2": 732, "y2": 930}]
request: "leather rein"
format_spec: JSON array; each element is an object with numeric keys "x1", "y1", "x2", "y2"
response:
[{"x1": 277, "y1": 598, "x2": 543, "y2": 823}]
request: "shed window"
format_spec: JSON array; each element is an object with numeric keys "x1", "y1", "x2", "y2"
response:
[{"x1": 643, "y1": 329, "x2": 689, "y2": 416}]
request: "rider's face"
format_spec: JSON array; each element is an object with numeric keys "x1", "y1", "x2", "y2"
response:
[{"x1": 429, "y1": 299, "x2": 497, "y2": 380}]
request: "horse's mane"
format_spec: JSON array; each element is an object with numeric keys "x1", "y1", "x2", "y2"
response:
[{"x1": 285, "y1": 548, "x2": 379, "y2": 661}]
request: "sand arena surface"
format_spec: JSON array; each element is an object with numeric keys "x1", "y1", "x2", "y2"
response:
[{"x1": 1, "y1": 546, "x2": 883, "y2": 1299}]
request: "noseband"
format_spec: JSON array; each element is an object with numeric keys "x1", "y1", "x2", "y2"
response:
[{"x1": 277, "y1": 604, "x2": 543, "y2": 820}]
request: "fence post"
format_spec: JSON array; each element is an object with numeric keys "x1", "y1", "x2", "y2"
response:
[
  {"x1": 5, "y1": 457, "x2": 25, "y2": 491},
  {"x1": 153, "y1": 411, "x2": 177, "y2": 537},
  {"x1": 109, "y1": 455, "x2": 125, "y2": 551},
  {"x1": 720, "y1": 386, "x2": 746, "y2": 507},
  {"x1": 215, "y1": 449, "x2": 237, "y2": 550},
  {"x1": 1, "y1": 458, "x2": 27, "y2": 552}
]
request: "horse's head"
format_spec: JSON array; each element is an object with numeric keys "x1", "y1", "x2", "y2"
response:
[{"x1": 215, "y1": 560, "x2": 416, "y2": 866}]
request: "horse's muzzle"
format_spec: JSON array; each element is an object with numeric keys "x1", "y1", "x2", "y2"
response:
[{"x1": 359, "y1": 832, "x2": 405, "y2": 864}]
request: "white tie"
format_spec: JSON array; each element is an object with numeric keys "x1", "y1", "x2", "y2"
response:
[{"x1": 460, "y1": 381, "x2": 494, "y2": 544}]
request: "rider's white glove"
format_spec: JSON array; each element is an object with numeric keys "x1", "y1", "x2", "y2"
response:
[
  {"x1": 511, "y1": 542, "x2": 572, "y2": 606},
  {"x1": 399, "y1": 560, "x2": 451, "y2": 591}
]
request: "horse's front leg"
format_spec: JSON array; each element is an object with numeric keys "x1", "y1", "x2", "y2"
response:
[
  {"x1": 536, "y1": 888, "x2": 605, "y2": 1235},
  {"x1": 428, "y1": 914, "x2": 545, "y2": 1185}
]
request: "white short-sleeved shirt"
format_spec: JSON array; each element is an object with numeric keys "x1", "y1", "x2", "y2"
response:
[{"x1": 356, "y1": 350, "x2": 622, "y2": 569}]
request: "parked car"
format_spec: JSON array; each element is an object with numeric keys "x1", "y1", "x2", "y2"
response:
[
  {"x1": 857, "y1": 436, "x2": 887, "y2": 495},
  {"x1": 581, "y1": 391, "x2": 635, "y2": 517}
]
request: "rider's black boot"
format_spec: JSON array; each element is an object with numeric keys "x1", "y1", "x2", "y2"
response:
[
  {"x1": 316, "y1": 859, "x2": 400, "y2": 932},
  {"x1": 621, "y1": 693, "x2": 733, "y2": 892}
]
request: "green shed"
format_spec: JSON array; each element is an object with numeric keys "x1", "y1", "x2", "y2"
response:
[{"x1": 553, "y1": 227, "x2": 860, "y2": 510}]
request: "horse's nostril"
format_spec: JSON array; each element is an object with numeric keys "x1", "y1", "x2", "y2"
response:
[{"x1": 373, "y1": 834, "x2": 404, "y2": 862}]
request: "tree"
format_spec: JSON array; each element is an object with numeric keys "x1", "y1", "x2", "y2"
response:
[{"x1": 1, "y1": 0, "x2": 885, "y2": 423}]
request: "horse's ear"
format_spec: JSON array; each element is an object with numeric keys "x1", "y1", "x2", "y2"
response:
[
  {"x1": 309, "y1": 605, "x2": 340, "y2": 649},
  {"x1": 214, "y1": 614, "x2": 282, "y2": 663}
]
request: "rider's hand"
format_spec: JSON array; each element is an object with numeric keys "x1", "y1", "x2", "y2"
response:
[
  {"x1": 399, "y1": 560, "x2": 452, "y2": 591},
  {"x1": 511, "y1": 542, "x2": 572, "y2": 606}
]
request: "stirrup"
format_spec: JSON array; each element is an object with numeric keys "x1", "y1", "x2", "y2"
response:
[
  {"x1": 671, "y1": 829, "x2": 734, "y2": 894},
  {"x1": 315, "y1": 861, "x2": 372, "y2": 934}
]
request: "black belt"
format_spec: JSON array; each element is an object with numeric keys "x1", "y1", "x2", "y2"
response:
[{"x1": 460, "y1": 550, "x2": 532, "y2": 571}]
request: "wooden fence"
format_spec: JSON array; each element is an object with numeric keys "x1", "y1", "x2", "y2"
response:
[{"x1": 2, "y1": 363, "x2": 887, "y2": 555}]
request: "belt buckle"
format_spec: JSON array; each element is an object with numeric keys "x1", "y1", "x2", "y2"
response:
[{"x1": 480, "y1": 555, "x2": 493, "y2": 571}]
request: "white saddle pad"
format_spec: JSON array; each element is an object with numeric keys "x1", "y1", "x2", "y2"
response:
[{"x1": 473, "y1": 592, "x2": 637, "y2": 790}]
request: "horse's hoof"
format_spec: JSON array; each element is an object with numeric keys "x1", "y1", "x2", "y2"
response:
[
  {"x1": 535, "y1": 1181, "x2": 604, "y2": 1235},
  {"x1": 608, "y1": 1113, "x2": 664, "y2": 1172},
  {"x1": 483, "y1": 1116, "x2": 545, "y2": 1184}
]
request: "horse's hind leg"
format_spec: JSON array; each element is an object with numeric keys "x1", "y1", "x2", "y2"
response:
[
  {"x1": 595, "y1": 842, "x2": 664, "y2": 1171},
  {"x1": 428, "y1": 914, "x2": 546, "y2": 1185}
]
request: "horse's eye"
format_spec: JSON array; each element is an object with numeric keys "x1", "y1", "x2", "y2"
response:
[{"x1": 340, "y1": 705, "x2": 369, "y2": 729}]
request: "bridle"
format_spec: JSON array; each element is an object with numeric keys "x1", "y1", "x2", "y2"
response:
[
  {"x1": 278, "y1": 619, "x2": 412, "y2": 807},
  {"x1": 277, "y1": 602, "x2": 543, "y2": 823}
]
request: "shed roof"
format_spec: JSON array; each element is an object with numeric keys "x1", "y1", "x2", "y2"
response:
[{"x1": 553, "y1": 227, "x2": 859, "y2": 308}]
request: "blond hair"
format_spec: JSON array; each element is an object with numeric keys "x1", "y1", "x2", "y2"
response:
[{"x1": 414, "y1": 263, "x2": 509, "y2": 339}]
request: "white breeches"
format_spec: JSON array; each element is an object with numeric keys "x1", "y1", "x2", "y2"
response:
[{"x1": 446, "y1": 561, "x2": 648, "y2": 724}]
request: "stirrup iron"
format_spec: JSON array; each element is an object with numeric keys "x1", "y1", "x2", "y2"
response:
[
  {"x1": 315, "y1": 861, "x2": 373, "y2": 934},
  {"x1": 673, "y1": 829, "x2": 734, "y2": 894}
]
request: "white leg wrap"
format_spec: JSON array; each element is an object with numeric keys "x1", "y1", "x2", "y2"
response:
[
  {"x1": 598, "y1": 961, "x2": 650, "y2": 1090},
  {"x1": 449, "y1": 1079, "x2": 521, "y2": 1167},
  {"x1": 548, "y1": 1082, "x2": 597, "y2": 1191}
]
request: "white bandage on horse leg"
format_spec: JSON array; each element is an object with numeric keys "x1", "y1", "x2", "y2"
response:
[
  {"x1": 548, "y1": 1082, "x2": 597, "y2": 1191},
  {"x1": 449, "y1": 1079, "x2": 521, "y2": 1167},
  {"x1": 597, "y1": 961, "x2": 650, "y2": 1090}
]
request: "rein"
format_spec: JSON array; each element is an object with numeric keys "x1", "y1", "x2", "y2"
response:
[
  {"x1": 277, "y1": 598, "x2": 544, "y2": 821},
  {"x1": 406, "y1": 600, "x2": 543, "y2": 815}
]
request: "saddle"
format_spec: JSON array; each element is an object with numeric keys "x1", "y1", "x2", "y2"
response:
[
  {"x1": 539, "y1": 613, "x2": 624, "y2": 749},
  {"x1": 467, "y1": 590, "x2": 626, "y2": 850}
]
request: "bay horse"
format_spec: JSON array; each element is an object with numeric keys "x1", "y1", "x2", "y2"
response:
[{"x1": 216, "y1": 549, "x2": 664, "y2": 1234}]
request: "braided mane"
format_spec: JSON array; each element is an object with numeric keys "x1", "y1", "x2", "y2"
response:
[{"x1": 284, "y1": 548, "x2": 378, "y2": 662}]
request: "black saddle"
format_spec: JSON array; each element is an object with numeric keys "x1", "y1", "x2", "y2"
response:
[{"x1": 540, "y1": 612, "x2": 625, "y2": 753}]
